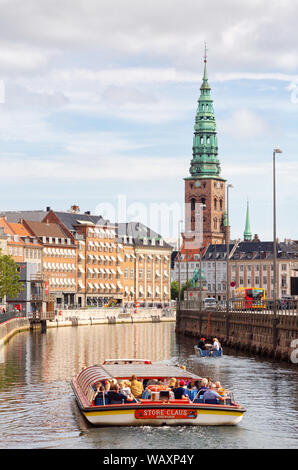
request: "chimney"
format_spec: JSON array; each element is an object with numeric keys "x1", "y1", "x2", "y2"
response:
[
  {"x1": 85, "y1": 211, "x2": 91, "y2": 215},
  {"x1": 46, "y1": 206, "x2": 51, "y2": 212},
  {"x1": 70, "y1": 205, "x2": 80, "y2": 214}
]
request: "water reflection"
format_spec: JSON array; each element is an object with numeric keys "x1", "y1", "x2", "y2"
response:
[{"x1": 0, "y1": 322, "x2": 297, "y2": 449}]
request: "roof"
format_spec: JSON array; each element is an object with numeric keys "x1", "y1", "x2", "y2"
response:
[
  {"x1": 0, "y1": 211, "x2": 46, "y2": 223},
  {"x1": 76, "y1": 362, "x2": 201, "y2": 397},
  {"x1": 9, "y1": 223, "x2": 32, "y2": 238},
  {"x1": 116, "y1": 222, "x2": 172, "y2": 249},
  {"x1": 23, "y1": 220, "x2": 68, "y2": 239},
  {"x1": 203, "y1": 241, "x2": 298, "y2": 261},
  {"x1": 102, "y1": 363, "x2": 201, "y2": 380},
  {"x1": 50, "y1": 211, "x2": 110, "y2": 233}
]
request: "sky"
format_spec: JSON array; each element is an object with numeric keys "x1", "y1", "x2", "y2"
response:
[{"x1": 0, "y1": 0, "x2": 297, "y2": 242}]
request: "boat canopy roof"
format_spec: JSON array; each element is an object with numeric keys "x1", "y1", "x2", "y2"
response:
[{"x1": 76, "y1": 362, "x2": 201, "y2": 396}]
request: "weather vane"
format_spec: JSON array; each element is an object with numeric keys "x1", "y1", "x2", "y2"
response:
[{"x1": 204, "y1": 42, "x2": 208, "y2": 63}]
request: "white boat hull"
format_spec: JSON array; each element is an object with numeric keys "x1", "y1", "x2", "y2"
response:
[{"x1": 82, "y1": 406, "x2": 244, "y2": 426}]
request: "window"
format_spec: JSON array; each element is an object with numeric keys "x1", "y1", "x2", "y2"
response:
[
  {"x1": 139, "y1": 268, "x2": 143, "y2": 280},
  {"x1": 191, "y1": 198, "x2": 196, "y2": 211},
  {"x1": 124, "y1": 268, "x2": 128, "y2": 280},
  {"x1": 130, "y1": 268, "x2": 134, "y2": 280},
  {"x1": 147, "y1": 269, "x2": 151, "y2": 280},
  {"x1": 281, "y1": 264, "x2": 287, "y2": 271},
  {"x1": 214, "y1": 198, "x2": 217, "y2": 210}
]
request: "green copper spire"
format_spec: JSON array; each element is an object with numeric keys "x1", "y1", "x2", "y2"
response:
[
  {"x1": 244, "y1": 200, "x2": 252, "y2": 241},
  {"x1": 189, "y1": 46, "x2": 221, "y2": 179}
]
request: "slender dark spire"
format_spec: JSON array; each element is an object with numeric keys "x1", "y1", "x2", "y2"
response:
[{"x1": 244, "y1": 200, "x2": 252, "y2": 241}]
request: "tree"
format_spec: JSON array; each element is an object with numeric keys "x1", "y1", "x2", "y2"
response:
[
  {"x1": 171, "y1": 280, "x2": 191, "y2": 300},
  {"x1": 171, "y1": 281, "x2": 179, "y2": 300},
  {"x1": 0, "y1": 252, "x2": 23, "y2": 300}
]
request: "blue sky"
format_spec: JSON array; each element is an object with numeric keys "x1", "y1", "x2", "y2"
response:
[{"x1": 0, "y1": 0, "x2": 297, "y2": 242}]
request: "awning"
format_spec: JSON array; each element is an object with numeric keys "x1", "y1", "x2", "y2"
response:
[
  {"x1": 117, "y1": 267, "x2": 123, "y2": 274},
  {"x1": 110, "y1": 283, "x2": 116, "y2": 290},
  {"x1": 79, "y1": 253, "x2": 85, "y2": 259},
  {"x1": 79, "y1": 266, "x2": 84, "y2": 273},
  {"x1": 117, "y1": 255, "x2": 123, "y2": 262}
]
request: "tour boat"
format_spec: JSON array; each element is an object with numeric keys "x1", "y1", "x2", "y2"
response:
[
  {"x1": 71, "y1": 359, "x2": 245, "y2": 426},
  {"x1": 194, "y1": 345, "x2": 224, "y2": 357}
]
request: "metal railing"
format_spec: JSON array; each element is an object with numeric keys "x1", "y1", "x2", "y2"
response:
[{"x1": 179, "y1": 298, "x2": 298, "y2": 316}]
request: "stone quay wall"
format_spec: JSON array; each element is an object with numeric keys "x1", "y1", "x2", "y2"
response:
[
  {"x1": 176, "y1": 308, "x2": 298, "y2": 363},
  {"x1": 0, "y1": 317, "x2": 30, "y2": 349}
]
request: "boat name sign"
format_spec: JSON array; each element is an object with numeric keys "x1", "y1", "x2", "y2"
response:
[{"x1": 135, "y1": 409, "x2": 197, "y2": 419}]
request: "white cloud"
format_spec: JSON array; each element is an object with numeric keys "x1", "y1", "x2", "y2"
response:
[{"x1": 218, "y1": 109, "x2": 271, "y2": 139}]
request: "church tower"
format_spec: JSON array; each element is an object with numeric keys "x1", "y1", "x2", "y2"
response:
[
  {"x1": 184, "y1": 49, "x2": 226, "y2": 246},
  {"x1": 243, "y1": 200, "x2": 252, "y2": 241}
]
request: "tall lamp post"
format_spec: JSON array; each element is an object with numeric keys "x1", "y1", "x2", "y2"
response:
[
  {"x1": 178, "y1": 219, "x2": 183, "y2": 308},
  {"x1": 226, "y1": 184, "x2": 234, "y2": 315},
  {"x1": 273, "y1": 147, "x2": 283, "y2": 320}
]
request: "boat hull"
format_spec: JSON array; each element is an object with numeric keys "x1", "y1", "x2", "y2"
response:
[
  {"x1": 82, "y1": 405, "x2": 244, "y2": 426},
  {"x1": 194, "y1": 345, "x2": 223, "y2": 357}
]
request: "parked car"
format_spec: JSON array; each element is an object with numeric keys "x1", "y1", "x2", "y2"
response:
[{"x1": 203, "y1": 297, "x2": 217, "y2": 309}]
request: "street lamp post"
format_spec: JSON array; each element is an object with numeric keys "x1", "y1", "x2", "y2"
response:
[
  {"x1": 178, "y1": 219, "x2": 183, "y2": 308},
  {"x1": 226, "y1": 184, "x2": 234, "y2": 316},
  {"x1": 273, "y1": 148, "x2": 283, "y2": 321}
]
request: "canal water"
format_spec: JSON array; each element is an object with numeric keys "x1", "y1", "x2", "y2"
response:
[{"x1": 0, "y1": 322, "x2": 297, "y2": 449}]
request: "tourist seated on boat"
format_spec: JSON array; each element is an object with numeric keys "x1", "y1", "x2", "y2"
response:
[
  {"x1": 203, "y1": 383, "x2": 226, "y2": 404},
  {"x1": 206, "y1": 377, "x2": 213, "y2": 387},
  {"x1": 94, "y1": 384, "x2": 106, "y2": 405},
  {"x1": 173, "y1": 380, "x2": 189, "y2": 400},
  {"x1": 166, "y1": 377, "x2": 177, "y2": 390},
  {"x1": 106, "y1": 383, "x2": 137, "y2": 404},
  {"x1": 119, "y1": 381, "x2": 132, "y2": 398},
  {"x1": 211, "y1": 338, "x2": 221, "y2": 352},
  {"x1": 196, "y1": 378, "x2": 209, "y2": 397},
  {"x1": 130, "y1": 375, "x2": 144, "y2": 399},
  {"x1": 197, "y1": 337, "x2": 207, "y2": 350},
  {"x1": 214, "y1": 381, "x2": 225, "y2": 396}
]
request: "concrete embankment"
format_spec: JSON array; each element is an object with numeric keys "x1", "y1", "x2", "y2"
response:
[
  {"x1": 176, "y1": 308, "x2": 298, "y2": 363},
  {"x1": 0, "y1": 308, "x2": 175, "y2": 347},
  {"x1": 47, "y1": 307, "x2": 175, "y2": 328},
  {"x1": 0, "y1": 317, "x2": 30, "y2": 348}
]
